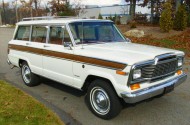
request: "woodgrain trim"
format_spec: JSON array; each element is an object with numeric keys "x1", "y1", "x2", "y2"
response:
[
  {"x1": 8, "y1": 44, "x2": 127, "y2": 70},
  {"x1": 8, "y1": 44, "x2": 43, "y2": 55}
]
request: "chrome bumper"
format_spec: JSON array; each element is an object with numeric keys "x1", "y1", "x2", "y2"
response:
[
  {"x1": 121, "y1": 73, "x2": 187, "y2": 103},
  {"x1": 7, "y1": 58, "x2": 11, "y2": 65},
  {"x1": 7, "y1": 58, "x2": 16, "y2": 69}
]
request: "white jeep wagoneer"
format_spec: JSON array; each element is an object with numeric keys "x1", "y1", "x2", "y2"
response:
[{"x1": 7, "y1": 17, "x2": 187, "y2": 119}]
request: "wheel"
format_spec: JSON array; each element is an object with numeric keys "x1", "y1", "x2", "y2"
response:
[
  {"x1": 21, "y1": 62, "x2": 40, "y2": 86},
  {"x1": 86, "y1": 79, "x2": 122, "y2": 119}
]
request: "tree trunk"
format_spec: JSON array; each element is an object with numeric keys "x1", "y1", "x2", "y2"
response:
[
  {"x1": 175, "y1": 0, "x2": 181, "y2": 10},
  {"x1": 130, "y1": 0, "x2": 136, "y2": 20},
  {"x1": 129, "y1": 0, "x2": 132, "y2": 15},
  {"x1": 0, "y1": 10, "x2": 2, "y2": 25},
  {"x1": 34, "y1": 0, "x2": 38, "y2": 16},
  {"x1": 150, "y1": 0, "x2": 154, "y2": 24},
  {"x1": 133, "y1": 0, "x2": 136, "y2": 17},
  {"x1": 2, "y1": 0, "x2": 6, "y2": 24}
]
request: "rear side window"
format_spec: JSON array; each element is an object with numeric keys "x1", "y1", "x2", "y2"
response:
[
  {"x1": 31, "y1": 26, "x2": 47, "y2": 43},
  {"x1": 15, "y1": 26, "x2": 30, "y2": 41}
]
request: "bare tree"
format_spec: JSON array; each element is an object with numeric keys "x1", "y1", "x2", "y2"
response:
[
  {"x1": 28, "y1": 0, "x2": 40, "y2": 16},
  {"x1": 125, "y1": 0, "x2": 141, "y2": 19},
  {"x1": 1, "y1": 0, "x2": 9, "y2": 24},
  {"x1": 2, "y1": 0, "x2": 6, "y2": 24},
  {"x1": 48, "y1": 0, "x2": 75, "y2": 16},
  {"x1": 72, "y1": 0, "x2": 86, "y2": 17},
  {"x1": 120, "y1": 5, "x2": 129, "y2": 15},
  {"x1": 12, "y1": 0, "x2": 18, "y2": 22}
]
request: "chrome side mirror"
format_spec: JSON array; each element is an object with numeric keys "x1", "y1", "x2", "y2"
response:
[{"x1": 64, "y1": 42, "x2": 73, "y2": 50}]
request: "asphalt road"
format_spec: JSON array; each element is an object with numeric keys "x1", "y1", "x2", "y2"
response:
[{"x1": 0, "y1": 28, "x2": 190, "y2": 125}]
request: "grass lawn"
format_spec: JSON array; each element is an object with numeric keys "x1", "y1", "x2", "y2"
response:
[
  {"x1": 151, "y1": 39, "x2": 175, "y2": 47},
  {"x1": 0, "y1": 80, "x2": 64, "y2": 125}
]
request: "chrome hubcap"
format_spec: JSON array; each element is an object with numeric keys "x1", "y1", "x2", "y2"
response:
[
  {"x1": 90, "y1": 87, "x2": 110, "y2": 115},
  {"x1": 22, "y1": 65, "x2": 31, "y2": 84}
]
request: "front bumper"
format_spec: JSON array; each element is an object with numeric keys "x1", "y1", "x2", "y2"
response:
[
  {"x1": 121, "y1": 73, "x2": 187, "y2": 103},
  {"x1": 7, "y1": 58, "x2": 11, "y2": 65}
]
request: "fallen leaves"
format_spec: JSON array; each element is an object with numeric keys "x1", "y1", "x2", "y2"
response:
[{"x1": 126, "y1": 29, "x2": 190, "y2": 60}]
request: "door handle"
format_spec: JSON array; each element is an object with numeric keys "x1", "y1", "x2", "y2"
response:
[
  {"x1": 26, "y1": 43, "x2": 31, "y2": 45},
  {"x1": 44, "y1": 45, "x2": 50, "y2": 48}
]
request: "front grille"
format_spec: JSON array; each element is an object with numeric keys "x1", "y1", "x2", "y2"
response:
[{"x1": 141, "y1": 58, "x2": 177, "y2": 80}]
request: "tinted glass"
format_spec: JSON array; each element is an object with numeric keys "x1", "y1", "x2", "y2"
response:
[
  {"x1": 49, "y1": 26, "x2": 72, "y2": 45},
  {"x1": 69, "y1": 22, "x2": 126, "y2": 44},
  {"x1": 15, "y1": 26, "x2": 30, "y2": 41},
  {"x1": 31, "y1": 26, "x2": 47, "y2": 43},
  {"x1": 49, "y1": 27, "x2": 63, "y2": 45}
]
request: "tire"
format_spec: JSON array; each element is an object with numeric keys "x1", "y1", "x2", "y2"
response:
[
  {"x1": 86, "y1": 79, "x2": 122, "y2": 120},
  {"x1": 21, "y1": 62, "x2": 40, "y2": 87}
]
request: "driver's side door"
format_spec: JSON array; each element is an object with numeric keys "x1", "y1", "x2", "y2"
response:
[{"x1": 42, "y1": 25, "x2": 74, "y2": 85}]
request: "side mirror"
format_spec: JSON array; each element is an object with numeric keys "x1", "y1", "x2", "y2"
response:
[
  {"x1": 126, "y1": 38, "x2": 131, "y2": 42},
  {"x1": 64, "y1": 42, "x2": 73, "y2": 50}
]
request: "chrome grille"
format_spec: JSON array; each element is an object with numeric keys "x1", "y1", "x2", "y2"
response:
[{"x1": 141, "y1": 58, "x2": 177, "y2": 80}]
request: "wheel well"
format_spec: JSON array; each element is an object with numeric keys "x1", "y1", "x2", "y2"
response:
[
  {"x1": 18, "y1": 59, "x2": 26, "y2": 67},
  {"x1": 82, "y1": 75, "x2": 115, "y2": 93}
]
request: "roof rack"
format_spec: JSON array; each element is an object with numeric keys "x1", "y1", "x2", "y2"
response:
[{"x1": 22, "y1": 16, "x2": 78, "y2": 21}]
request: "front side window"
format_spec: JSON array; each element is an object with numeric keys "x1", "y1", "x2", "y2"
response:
[
  {"x1": 31, "y1": 26, "x2": 47, "y2": 43},
  {"x1": 49, "y1": 26, "x2": 63, "y2": 45},
  {"x1": 49, "y1": 26, "x2": 72, "y2": 46},
  {"x1": 69, "y1": 22, "x2": 126, "y2": 44},
  {"x1": 15, "y1": 26, "x2": 30, "y2": 41}
]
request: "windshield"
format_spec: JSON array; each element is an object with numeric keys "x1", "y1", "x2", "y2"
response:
[{"x1": 69, "y1": 22, "x2": 127, "y2": 44}]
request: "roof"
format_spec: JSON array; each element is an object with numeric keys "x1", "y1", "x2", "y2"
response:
[{"x1": 17, "y1": 18, "x2": 113, "y2": 25}]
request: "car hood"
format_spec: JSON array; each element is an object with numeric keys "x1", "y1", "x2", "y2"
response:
[{"x1": 74, "y1": 42, "x2": 184, "y2": 65}]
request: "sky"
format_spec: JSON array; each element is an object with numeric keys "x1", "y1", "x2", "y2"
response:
[
  {"x1": 4, "y1": 0, "x2": 127, "y2": 6},
  {"x1": 76, "y1": 0, "x2": 126, "y2": 6}
]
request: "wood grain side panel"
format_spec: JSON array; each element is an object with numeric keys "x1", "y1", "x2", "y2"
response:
[
  {"x1": 8, "y1": 44, "x2": 127, "y2": 70},
  {"x1": 8, "y1": 44, "x2": 43, "y2": 55},
  {"x1": 43, "y1": 50, "x2": 75, "y2": 61},
  {"x1": 74, "y1": 55, "x2": 126, "y2": 69}
]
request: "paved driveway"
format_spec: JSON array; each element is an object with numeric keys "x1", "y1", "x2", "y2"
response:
[{"x1": 0, "y1": 28, "x2": 190, "y2": 125}]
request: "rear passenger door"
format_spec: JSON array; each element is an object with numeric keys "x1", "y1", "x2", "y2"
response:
[
  {"x1": 42, "y1": 26, "x2": 74, "y2": 85},
  {"x1": 28, "y1": 25, "x2": 48, "y2": 76}
]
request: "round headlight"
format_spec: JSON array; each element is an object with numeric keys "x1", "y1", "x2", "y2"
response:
[
  {"x1": 178, "y1": 58, "x2": 183, "y2": 67},
  {"x1": 133, "y1": 69, "x2": 142, "y2": 79}
]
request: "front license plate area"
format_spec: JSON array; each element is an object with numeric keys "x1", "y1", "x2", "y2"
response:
[{"x1": 164, "y1": 84, "x2": 174, "y2": 94}]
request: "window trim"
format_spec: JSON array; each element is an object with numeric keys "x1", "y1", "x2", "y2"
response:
[
  {"x1": 29, "y1": 25, "x2": 32, "y2": 42},
  {"x1": 66, "y1": 23, "x2": 75, "y2": 46}
]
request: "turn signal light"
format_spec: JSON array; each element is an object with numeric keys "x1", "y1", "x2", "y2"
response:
[
  {"x1": 177, "y1": 70, "x2": 182, "y2": 75},
  {"x1": 116, "y1": 70, "x2": 127, "y2": 75},
  {"x1": 130, "y1": 83, "x2": 140, "y2": 90}
]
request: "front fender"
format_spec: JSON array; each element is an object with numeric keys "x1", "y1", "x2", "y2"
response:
[{"x1": 86, "y1": 68, "x2": 130, "y2": 97}]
